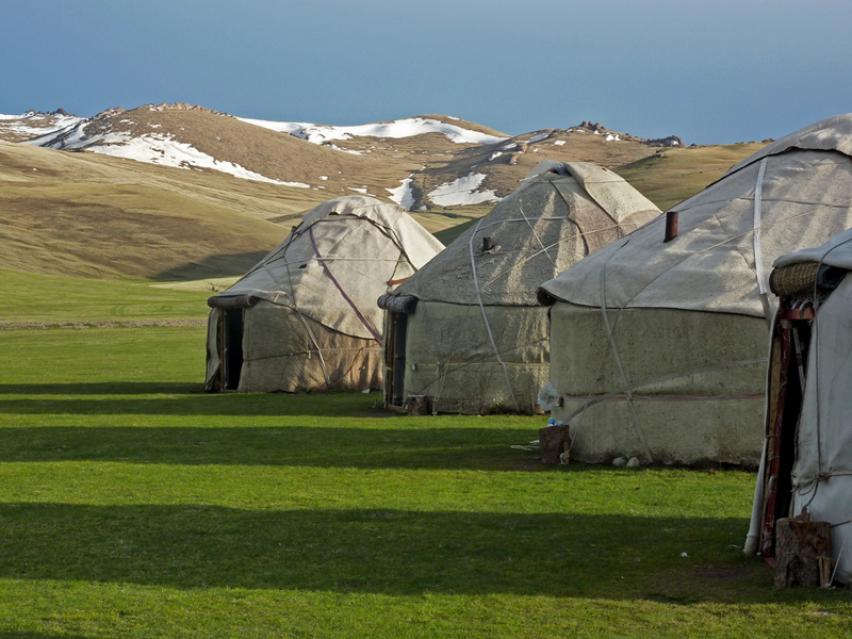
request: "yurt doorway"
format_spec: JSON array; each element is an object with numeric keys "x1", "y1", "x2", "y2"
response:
[
  {"x1": 760, "y1": 303, "x2": 814, "y2": 554},
  {"x1": 384, "y1": 311, "x2": 408, "y2": 407},
  {"x1": 219, "y1": 308, "x2": 245, "y2": 391}
]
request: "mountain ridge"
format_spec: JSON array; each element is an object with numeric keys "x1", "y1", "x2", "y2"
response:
[
  {"x1": 0, "y1": 102, "x2": 763, "y2": 280},
  {"x1": 1, "y1": 102, "x2": 686, "y2": 211}
]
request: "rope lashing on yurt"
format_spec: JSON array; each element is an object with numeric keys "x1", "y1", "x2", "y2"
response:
[
  {"x1": 467, "y1": 217, "x2": 521, "y2": 413},
  {"x1": 430, "y1": 362, "x2": 450, "y2": 416},
  {"x1": 294, "y1": 311, "x2": 333, "y2": 387},
  {"x1": 473, "y1": 220, "x2": 633, "y2": 290},
  {"x1": 516, "y1": 203, "x2": 556, "y2": 266},
  {"x1": 554, "y1": 206, "x2": 838, "y2": 460},
  {"x1": 609, "y1": 205, "x2": 836, "y2": 314},
  {"x1": 308, "y1": 225, "x2": 383, "y2": 345},
  {"x1": 547, "y1": 180, "x2": 591, "y2": 255},
  {"x1": 281, "y1": 233, "x2": 333, "y2": 389},
  {"x1": 561, "y1": 375, "x2": 765, "y2": 405},
  {"x1": 415, "y1": 332, "x2": 552, "y2": 413},
  {"x1": 753, "y1": 159, "x2": 773, "y2": 324},
  {"x1": 598, "y1": 239, "x2": 655, "y2": 463}
]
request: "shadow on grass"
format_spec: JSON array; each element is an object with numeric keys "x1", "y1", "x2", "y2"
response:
[
  {"x1": 0, "y1": 388, "x2": 388, "y2": 417},
  {"x1": 0, "y1": 426, "x2": 538, "y2": 470},
  {"x1": 0, "y1": 502, "x2": 795, "y2": 602},
  {"x1": 0, "y1": 634, "x2": 91, "y2": 639},
  {"x1": 151, "y1": 251, "x2": 269, "y2": 281},
  {"x1": 0, "y1": 383, "x2": 201, "y2": 395}
]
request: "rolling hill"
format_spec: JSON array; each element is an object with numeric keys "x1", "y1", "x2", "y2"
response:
[
  {"x1": 617, "y1": 142, "x2": 767, "y2": 211},
  {"x1": 0, "y1": 102, "x2": 765, "y2": 281},
  {"x1": 0, "y1": 140, "x2": 324, "y2": 280},
  {"x1": 10, "y1": 104, "x2": 689, "y2": 210}
]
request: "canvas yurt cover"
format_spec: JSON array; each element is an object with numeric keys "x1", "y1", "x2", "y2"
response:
[
  {"x1": 378, "y1": 161, "x2": 660, "y2": 414},
  {"x1": 538, "y1": 114, "x2": 852, "y2": 465},
  {"x1": 744, "y1": 229, "x2": 852, "y2": 584},
  {"x1": 205, "y1": 196, "x2": 444, "y2": 392}
]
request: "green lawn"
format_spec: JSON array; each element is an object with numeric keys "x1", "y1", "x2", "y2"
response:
[
  {"x1": 0, "y1": 269, "x2": 209, "y2": 324},
  {"x1": 0, "y1": 276, "x2": 849, "y2": 638}
]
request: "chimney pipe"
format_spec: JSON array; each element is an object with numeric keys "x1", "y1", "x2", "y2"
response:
[{"x1": 664, "y1": 211, "x2": 679, "y2": 243}]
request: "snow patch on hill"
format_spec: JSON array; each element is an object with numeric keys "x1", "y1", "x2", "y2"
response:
[
  {"x1": 240, "y1": 116, "x2": 507, "y2": 145},
  {"x1": 527, "y1": 131, "x2": 550, "y2": 144},
  {"x1": 327, "y1": 144, "x2": 363, "y2": 155},
  {"x1": 34, "y1": 125, "x2": 304, "y2": 186},
  {"x1": 236, "y1": 118, "x2": 312, "y2": 135},
  {"x1": 428, "y1": 173, "x2": 500, "y2": 207},
  {"x1": 0, "y1": 111, "x2": 83, "y2": 139},
  {"x1": 386, "y1": 176, "x2": 416, "y2": 210}
]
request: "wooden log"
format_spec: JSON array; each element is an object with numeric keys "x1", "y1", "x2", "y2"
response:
[
  {"x1": 773, "y1": 513, "x2": 833, "y2": 588},
  {"x1": 539, "y1": 424, "x2": 570, "y2": 465}
]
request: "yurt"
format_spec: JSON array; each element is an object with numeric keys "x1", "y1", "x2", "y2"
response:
[
  {"x1": 538, "y1": 114, "x2": 852, "y2": 465},
  {"x1": 745, "y1": 229, "x2": 852, "y2": 584},
  {"x1": 378, "y1": 161, "x2": 660, "y2": 414},
  {"x1": 205, "y1": 196, "x2": 444, "y2": 392}
]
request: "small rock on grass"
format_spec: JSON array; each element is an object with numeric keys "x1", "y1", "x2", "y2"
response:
[
  {"x1": 612, "y1": 457, "x2": 627, "y2": 467},
  {"x1": 626, "y1": 457, "x2": 641, "y2": 468}
]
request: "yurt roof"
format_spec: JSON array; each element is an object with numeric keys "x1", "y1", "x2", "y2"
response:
[
  {"x1": 539, "y1": 115, "x2": 852, "y2": 318},
  {"x1": 209, "y1": 195, "x2": 444, "y2": 339},
  {"x1": 394, "y1": 162, "x2": 660, "y2": 306}
]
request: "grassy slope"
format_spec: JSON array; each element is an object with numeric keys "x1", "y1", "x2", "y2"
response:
[
  {"x1": 0, "y1": 141, "x2": 326, "y2": 280},
  {"x1": 618, "y1": 143, "x2": 765, "y2": 211},
  {"x1": 0, "y1": 140, "x2": 487, "y2": 279},
  {"x1": 0, "y1": 274, "x2": 848, "y2": 638}
]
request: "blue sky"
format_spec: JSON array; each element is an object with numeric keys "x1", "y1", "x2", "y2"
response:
[{"x1": 2, "y1": 0, "x2": 851, "y2": 144}]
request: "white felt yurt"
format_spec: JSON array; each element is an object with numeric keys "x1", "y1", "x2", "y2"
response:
[
  {"x1": 378, "y1": 161, "x2": 660, "y2": 413},
  {"x1": 538, "y1": 114, "x2": 852, "y2": 465},
  {"x1": 205, "y1": 196, "x2": 444, "y2": 392}
]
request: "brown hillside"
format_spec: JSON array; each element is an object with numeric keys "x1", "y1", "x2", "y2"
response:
[
  {"x1": 411, "y1": 125, "x2": 664, "y2": 210},
  {"x1": 43, "y1": 105, "x2": 418, "y2": 199},
  {"x1": 617, "y1": 143, "x2": 766, "y2": 211},
  {"x1": 0, "y1": 141, "x2": 327, "y2": 279}
]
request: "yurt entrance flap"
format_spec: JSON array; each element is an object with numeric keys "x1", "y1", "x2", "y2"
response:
[{"x1": 378, "y1": 293, "x2": 418, "y2": 407}]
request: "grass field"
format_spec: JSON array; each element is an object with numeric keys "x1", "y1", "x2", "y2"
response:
[
  {"x1": 618, "y1": 143, "x2": 765, "y2": 211},
  {"x1": 1, "y1": 273, "x2": 850, "y2": 638}
]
